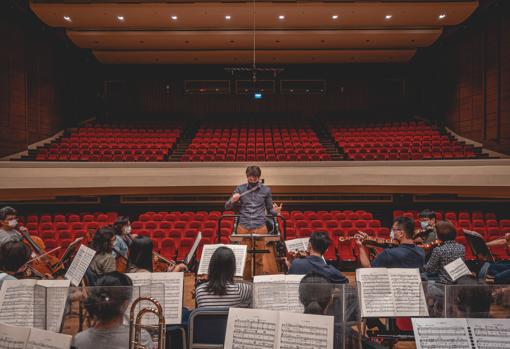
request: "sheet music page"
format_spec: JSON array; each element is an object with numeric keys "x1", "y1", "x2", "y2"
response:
[
  {"x1": 0, "y1": 322, "x2": 30, "y2": 349},
  {"x1": 26, "y1": 327, "x2": 72, "y2": 349},
  {"x1": 253, "y1": 275, "x2": 288, "y2": 311},
  {"x1": 224, "y1": 307, "x2": 278, "y2": 349},
  {"x1": 184, "y1": 231, "x2": 202, "y2": 265},
  {"x1": 467, "y1": 318, "x2": 510, "y2": 349},
  {"x1": 444, "y1": 258, "x2": 472, "y2": 282},
  {"x1": 284, "y1": 275, "x2": 305, "y2": 313},
  {"x1": 277, "y1": 311, "x2": 334, "y2": 349},
  {"x1": 150, "y1": 272, "x2": 184, "y2": 325},
  {"x1": 37, "y1": 280, "x2": 71, "y2": 332},
  {"x1": 0, "y1": 279, "x2": 37, "y2": 327},
  {"x1": 412, "y1": 318, "x2": 471, "y2": 349},
  {"x1": 356, "y1": 268, "x2": 395, "y2": 317},
  {"x1": 64, "y1": 244, "x2": 96, "y2": 286},
  {"x1": 198, "y1": 244, "x2": 247, "y2": 277},
  {"x1": 284, "y1": 238, "x2": 309, "y2": 253},
  {"x1": 124, "y1": 273, "x2": 153, "y2": 324},
  {"x1": 388, "y1": 268, "x2": 429, "y2": 317}
]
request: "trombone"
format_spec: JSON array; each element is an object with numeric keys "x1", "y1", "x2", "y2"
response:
[{"x1": 129, "y1": 297, "x2": 166, "y2": 349}]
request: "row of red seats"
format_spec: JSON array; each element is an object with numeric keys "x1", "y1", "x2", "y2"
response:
[
  {"x1": 35, "y1": 154, "x2": 167, "y2": 161},
  {"x1": 180, "y1": 154, "x2": 330, "y2": 162},
  {"x1": 346, "y1": 152, "x2": 477, "y2": 161}
]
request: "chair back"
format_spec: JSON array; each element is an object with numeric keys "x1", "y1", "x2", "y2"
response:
[{"x1": 188, "y1": 307, "x2": 229, "y2": 349}]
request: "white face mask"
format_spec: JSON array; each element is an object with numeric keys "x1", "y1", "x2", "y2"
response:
[
  {"x1": 390, "y1": 229, "x2": 395, "y2": 240},
  {"x1": 123, "y1": 226, "x2": 132, "y2": 234},
  {"x1": 7, "y1": 219, "x2": 17, "y2": 228},
  {"x1": 420, "y1": 221, "x2": 429, "y2": 230}
]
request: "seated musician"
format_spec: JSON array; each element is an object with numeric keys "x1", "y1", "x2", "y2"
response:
[
  {"x1": 287, "y1": 232, "x2": 348, "y2": 283},
  {"x1": 484, "y1": 233, "x2": 510, "y2": 284},
  {"x1": 422, "y1": 221, "x2": 465, "y2": 284},
  {"x1": 0, "y1": 240, "x2": 31, "y2": 287},
  {"x1": 73, "y1": 271, "x2": 151, "y2": 349},
  {"x1": 415, "y1": 209, "x2": 438, "y2": 244},
  {"x1": 298, "y1": 272, "x2": 333, "y2": 314},
  {"x1": 88, "y1": 227, "x2": 117, "y2": 280},
  {"x1": 357, "y1": 216, "x2": 425, "y2": 268},
  {"x1": 112, "y1": 216, "x2": 134, "y2": 259},
  {"x1": 195, "y1": 246, "x2": 252, "y2": 308},
  {"x1": 225, "y1": 165, "x2": 282, "y2": 234},
  {"x1": 0, "y1": 206, "x2": 22, "y2": 247},
  {"x1": 127, "y1": 235, "x2": 187, "y2": 273}
]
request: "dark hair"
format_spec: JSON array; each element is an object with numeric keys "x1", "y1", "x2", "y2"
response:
[
  {"x1": 309, "y1": 232, "x2": 331, "y2": 255},
  {"x1": 0, "y1": 206, "x2": 17, "y2": 221},
  {"x1": 84, "y1": 272, "x2": 133, "y2": 322},
  {"x1": 299, "y1": 272, "x2": 333, "y2": 315},
  {"x1": 419, "y1": 209, "x2": 436, "y2": 220},
  {"x1": 90, "y1": 226, "x2": 115, "y2": 253},
  {"x1": 0, "y1": 241, "x2": 31, "y2": 273},
  {"x1": 113, "y1": 216, "x2": 130, "y2": 236},
  {"x1": 245, "y1": 166, "x2": 261, "y2": 177},
  {"x1": 436, "y1": 221, "x2": 457, "y2": 241},
  {"x1": 206, "y1": 246, "x2": 236, "y2": 295},
  {"x1": 127, "y1": 236, "x2": 153, "y2": 272},
  {"x1": 393, "y1": 216, "x2": 415, "y2": 239}
]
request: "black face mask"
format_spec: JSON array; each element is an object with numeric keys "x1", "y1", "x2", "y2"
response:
[{"x1": 248, "y1": 181, "x2": 258, "y2": 188}]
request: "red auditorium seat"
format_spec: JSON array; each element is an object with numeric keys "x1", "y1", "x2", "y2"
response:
[{"x1": 160, "y1": 239, "x2": 177, "y2": 260}]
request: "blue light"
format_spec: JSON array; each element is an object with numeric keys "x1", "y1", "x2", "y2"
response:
[{"x1": 254, "y1": 93, "x2": 262, "y2": 99}]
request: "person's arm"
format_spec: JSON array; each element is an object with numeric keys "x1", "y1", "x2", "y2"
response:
[
  {"x1": 357, "y1": 244, "x2": 372, "y2": 268},
  {"x1": 104, "y1": 254, "x2": 117, "y2": 273},
  {"x1": 422, "y1": 249, "x2": 441, "y2": 273},
  {"x1": 225, "y1": 187, "x2": 241, "y2": 210},
  {"x1": 487, "y1": 234, "x2": 510, "y2": 247},
  {"x1": 265, "y1": 187, "x2": 280, "y2": 216}
]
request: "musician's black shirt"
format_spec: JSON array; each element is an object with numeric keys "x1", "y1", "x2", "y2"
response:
[
  {"x1": 288, "y1": 255, "x2": 349, "y2": 283},
  {"x1": 225, "y1": 183, "x2": 277, "y2": 230},
  {"x1": 372, "y1": 244, "x2": 425, "y2": 268}
]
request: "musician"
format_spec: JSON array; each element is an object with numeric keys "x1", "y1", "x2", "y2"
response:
[
  {"x1": 414, "y1": 209, "x2": 438, "y2": 244},
  {"x1": 112, "y1": 216, "x2": 134, "y2": 258},
  {"x1": 486, "y1": 233, "x2": 510, "y2": 248},
  {"x1": 287, "y1": 232, "x2": 348, "y2": 283},
  {"x1": 422, "y1": 221, "x2": 465, "y2": 284},
  {"x1": 0, "y1": 241, "x2": 31, "y2": 287},
  {"x1": 298, "y1": 272, "x2": 334, "y2": 315},
  {"x1": 195, "y1": 246, "x2": 252, "y2": 308},
  {"x1": 356, "y1": 216, "x2": 425, "y2": 268},
  {"x1": 0, "y1": 206, "x2": 22, "y2": 247},
  {"x1": 88, "y1": 227, "x2": 117, "y2": 280},
  {"x1": 73, "y1": 272, "x2": 151, "y2": 349},
  {"x1": 225, "y1": 165, "x2": 282, "y2": 234},
  {"x1": 127, "y1": 235, "x2": 187, "y2": 273},
  {"x1": 484, "y1": 233, "x2": 510, "y2": 284}
]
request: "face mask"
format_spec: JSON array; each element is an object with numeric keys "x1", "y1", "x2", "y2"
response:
[
  {"x1": 420, "y1": 221, "x2": 429, "y2": 230},
  {"x1": 7, "y1": 219, "x2": 17, "y2": 228},
  {"x1": 124, "y1": 226, "x2": 132, "y2": 234},
  {"x1": 390, "y1": 229, "x2": 395, "y2": 240}
]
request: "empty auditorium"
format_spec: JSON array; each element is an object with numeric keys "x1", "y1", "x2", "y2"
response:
[{"x1": 0, "y1": 1, "x2": 509, "y2": 348}]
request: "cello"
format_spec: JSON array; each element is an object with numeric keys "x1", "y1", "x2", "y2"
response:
[{"x1": 17, "y1": 226, "x2": 63, "y2": 277}]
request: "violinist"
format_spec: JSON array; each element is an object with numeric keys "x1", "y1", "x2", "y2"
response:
[
  {"x1": 287, "y1": 232, "x2": 348, "y2": 284},
  {"x1": 0, "y1": 206, "x2": 23, "y2": 247},
  {"x1": 88, "y1": 227, "x2": 117, "y2": 280},
  {"x1": 112, "y1": 216, "x2": 134, "y2": 259},
  {"x1": 0, "y1": 241, "x2": 31, "y2": 287},
  {"x1": 356, "y1": 216, "x2": 425, "y2": 268},
  {"x1": 422, "y1": 221, "x2": 465, "y2": 284},
  {"x1": 127, "y1": 236, "x2": 187, "y2": 273},
  {"x1": 414, "y1": 209, "x2": 438, "y2": 244}
]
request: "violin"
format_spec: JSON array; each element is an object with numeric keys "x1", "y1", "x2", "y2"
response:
[
  {"x1": 152, "y1": 251, "x2": 178, "y2": 272},
  {"x1": 17, "y1": 226, "x2": 63, "y2": 277},
  {"x1": 339, "y1": 236, "x2": 400, "y2": 249}
]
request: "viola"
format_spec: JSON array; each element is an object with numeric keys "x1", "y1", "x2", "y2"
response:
[
  {"x1": 17, "y1": 226, "x2": 63, "y2": 277},
  {"x1": 152, "y1": 251, "x2": 177, "y2": 272}
]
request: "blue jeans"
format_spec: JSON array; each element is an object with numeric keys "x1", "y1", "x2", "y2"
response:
[{"x1": 488, "y1": 261, "x2": 510, "y2": 284}]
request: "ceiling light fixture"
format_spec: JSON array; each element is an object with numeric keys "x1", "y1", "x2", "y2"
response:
[
  {"x1": 332, "y1": 15, "x2": 338, "y2": 20},
  {"x1": 225, "y1": 15, "x2": 231, "y2": 20},
  {"x1": 117, "y1": 15, "x2": 125, "y2": 21},
  {"x1": 171, "y1": 16, "x2": 178, "y2": 20},
  {"x1": 278, "y1": 15, "x2": 285, "y2": 20},
  {"x1": 438, "y1": 14, "x2": 447, "y2": 20},
  {"x1": 63, "y1": 16, "x2": 72, "y2": 22},
  {"x1": 385, "y1": 14, "x2": 392, "y2": 20}
]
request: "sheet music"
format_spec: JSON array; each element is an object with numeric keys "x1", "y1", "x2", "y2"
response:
[
  {"x1": 356, "y1": 268, "x2": 394, "y2": 317},
  {"x1": 0, "y1": 280, "x2": 37, "y2": 327},
  {"x1": 388, "y1": 268, "x2": 428, "y2": 317},
  {"x1": 25, "y1": 327, "x2": 72, "y2": 349},
  {"x1": 284, "y1": 238, "x2": 309, "y2": 253},
  {"x1": 37, "y1": 280, "x2": 70, "y2": 333},
  {"x1": 444, "y1": 258, "x2": 471, "y2": 282},
  {"x1": 467, "y1": 318, "x2": 510, "y2": 349},
  {"x1": 224, "y1": 308, "x2": 278, "y2": 349},
  {"x1": 198, "y1": 244, "x2": 247, "y2": 277},
  {"x1": 64, "y1": 245, "x2": 96, "y2": 286},
  {"x1": 253, "y1": 274, "x2": 305, "y2": 313},
  {"x1": 0, "y1": 322, "x2": 30, "y2": 349},
  {"x1": 278, "y1": 311, "x2": 334, "y2": 349},
  {"x1": 412, "y1": 318, "x2": 471, "y2": 349},
  {"x1": 184, "y1": 231, "x2": 202, "y2": 265}
]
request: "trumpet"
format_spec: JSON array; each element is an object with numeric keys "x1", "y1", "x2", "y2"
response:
[{"x1": 129, "y1": 297, "x2": 166, "y2": 349}]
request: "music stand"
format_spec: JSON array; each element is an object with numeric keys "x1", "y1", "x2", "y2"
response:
[
  {"x1": 230, "y1": 232, "x2": 280, "y2": 278},
  {"x1": 463, "y1": 229, "x2": 495, "y2": 263}
]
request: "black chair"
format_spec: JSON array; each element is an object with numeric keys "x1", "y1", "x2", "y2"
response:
[{"x1": 188, "y1": 307, "x2": 229, "y2": 349}]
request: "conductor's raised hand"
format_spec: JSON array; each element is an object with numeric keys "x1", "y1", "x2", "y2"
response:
[{"x1": 273, "y1": 202, "x2": 283, "y2": 215}]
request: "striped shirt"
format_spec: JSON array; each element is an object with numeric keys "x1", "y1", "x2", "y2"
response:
[{"x1": 195, "y1": 282, "x2": 252, "y2": 308}]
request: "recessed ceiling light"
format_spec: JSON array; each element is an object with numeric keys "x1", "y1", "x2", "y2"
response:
[
  {"x1": 117, "y1": 15, "x2": 125, "y2": 21},
  {"x1": 225, "y1": 15, "x2": 231, "y2": 20},
  {"x1": 278, "y1": 15, "x2": 285, "y2": 20},
  {"x1": 438, "y1": 14, "x2": 447, "y2": 20},
  {"x1": 385, "y1": 14, "x2": 392, "y2": 20},
  {"x1": 63, "y1": 16, "x2": 72, "y2": 22},
  {"x1": 171, "y1": 16, "x2": 178, "y2": 20},
  {"x1": 332, "y1": 15, "x2": 339, "y2": 20}
]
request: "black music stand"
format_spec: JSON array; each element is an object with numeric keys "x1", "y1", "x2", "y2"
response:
[{"x1": 463, "y1": 229, "x2": 495, "y2": 263}]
